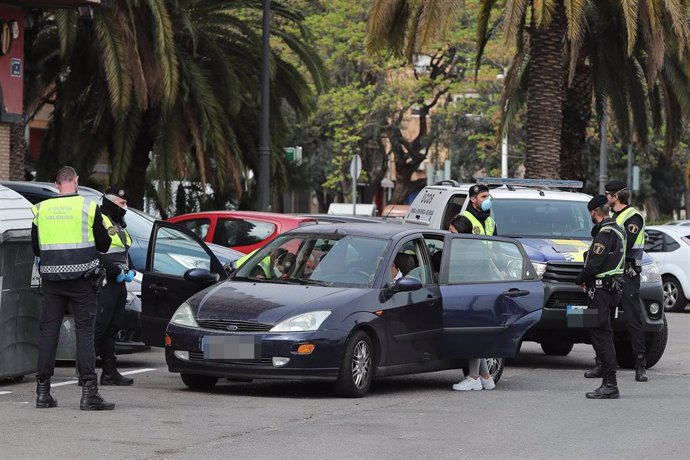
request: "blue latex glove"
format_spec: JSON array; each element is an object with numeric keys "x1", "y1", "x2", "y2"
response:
[
  {"x1": 115, "y1": 268, "x2": 126, "y2": 283},
  {"x1": 35, "y1": 257, "x2": 40, "y2": 268},
  {"x1": 124, "y1": 270, "x2": 136, "y2": 282}
]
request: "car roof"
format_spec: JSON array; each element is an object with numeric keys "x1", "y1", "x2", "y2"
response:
[
  {"x1": 296, "y1": 214, "x2": 385, "y2": 224},
  {"x1": 423, "y1": 183, "x2": 591, "y2": 201},
  {"x1": 286, "y1": 222, "x2": 447, "y2": 239},
  {"x1": 170, "y1": 210, "x2": 316, "y2": 222},
  {"x1": 647, "y1": 225, "x2": 690, "y2": 236},
  {"x1": 0, "y1": 180, "x2": 103, "y2": 197}
]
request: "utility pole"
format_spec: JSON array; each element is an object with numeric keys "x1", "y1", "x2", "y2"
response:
[
  {"x1": 598, "y1": 108, "x2": 608, "y2": 194},
  {"x1": 257, "y1": 0, "x2": 271, "y2": 211},
  {"x1": 501, "y1": 133, "x2": 508, "y2": 178}
]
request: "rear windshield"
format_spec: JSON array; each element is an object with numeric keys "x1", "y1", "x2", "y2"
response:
[{"x1": 492, "y1": 199, "x2": 592, "y2": 239}]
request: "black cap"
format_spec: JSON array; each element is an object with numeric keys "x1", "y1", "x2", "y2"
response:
[
  {"x1": 104, "y1": 186, "x2": 128, "y2": 201},
  {"x1": 587, "y1": 194, "x2": 608, "y2": 211},
  {"x1": 604, "y1": 180, "x2": 628, "y2": 194},
  {"x1": 469, "y1": 184, "x2": 490, "y2": 197}
]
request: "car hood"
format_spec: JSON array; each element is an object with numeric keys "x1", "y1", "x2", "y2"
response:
[
  {"x1": 518, "y1": 237, "x2": 654, "y2": 264},
  {"x1": 189, "y1": 280, "x2": 368, "y2": 324}
]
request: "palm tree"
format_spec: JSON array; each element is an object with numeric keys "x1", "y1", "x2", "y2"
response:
[
  {"x1": 367, "y1": 0, "x2": 690, "y2": 179},
  {"x1": 27, "y1": 0, "x2": 324, "y2": 209}
]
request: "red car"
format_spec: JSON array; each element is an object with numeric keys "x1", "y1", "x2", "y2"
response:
[{"x1": 167, "y1": 211, "x2": 317, "y2": 254}]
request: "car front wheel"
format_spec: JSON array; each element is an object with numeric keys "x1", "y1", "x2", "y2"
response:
[
  {"x1": 180, "y1": 373, "x2": 219, "y2": 390},
  {"x1": 334, "y1": 330, "x2": 375, "y2": 397},
  {"x1": 662, "y1": 276, "x2": 687, "y2": 312}
]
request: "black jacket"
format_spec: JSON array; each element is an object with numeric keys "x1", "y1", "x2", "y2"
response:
[{"x1": 575, "y1": 218, "x2": 625, "y2": 285}]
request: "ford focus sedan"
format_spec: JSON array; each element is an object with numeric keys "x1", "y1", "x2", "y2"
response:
[{"x1": 144, "y1": 222, "x2": 544, "y2": 397}]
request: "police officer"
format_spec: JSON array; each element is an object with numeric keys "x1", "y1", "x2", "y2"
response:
[
  {"x1": 605, "y1": 180, "x2": 648, "y2": 382},
  {"x1": 449, "y1": 184, "x2": 496, "y2": 235},
  {"x1": 31, "y1": 166, "x2": 115, "y2": 410},
  {"x1": 94, "y1": 186, "x2": 135, "y2": 385},
  {"x1": 575, "y1": 195, "x2": 626, "y2": 399}
]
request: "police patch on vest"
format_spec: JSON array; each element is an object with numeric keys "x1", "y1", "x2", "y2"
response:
[
  {"x1": 628, "y1": 223, "x2": 639, "y2": 234},
  {"x1": 473, "y1": 226, "x2": 481, "y2": 235},
  {"x1": 107, "y1": 226, "x2": 117, "y2": 236},
  {"x1": 592, "y1": 243, "x2": 605, "y2": 255}
]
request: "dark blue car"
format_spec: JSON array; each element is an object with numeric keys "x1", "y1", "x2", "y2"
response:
[{"x1": 144, "y1": 222, "x2": 544, "y2": 397}]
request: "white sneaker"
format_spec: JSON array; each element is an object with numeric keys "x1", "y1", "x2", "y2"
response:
[
  {"x1": 452, "y1": 376, "x2": 482, "y2": 391},
  {"x1": 480, "y1": 376, "x2": 496, "y2": 390}
]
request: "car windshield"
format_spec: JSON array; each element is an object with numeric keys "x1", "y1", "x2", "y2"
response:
[
  {"x1": 233, "y1": 233, "x2": 390, "y2": 288},
  {"x1": 492, "y1": 199, "x2": 592, "y2": 239}
]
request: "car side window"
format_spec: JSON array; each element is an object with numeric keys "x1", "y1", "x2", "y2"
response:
[
  {"x1": 664, "y1": 233, "x2": 680, "y2": 251},
  {"x1": 389, "y1": 239, "x2": 432, "y2": 285},
  {"x1": 178, "y1": 218, "x2": 211, "y2": 240},
  {"x1": 446, "y1": 238, "x2": 525, "y2": 284},
  {"x1": 214, "y1": 218, "x2": 275, "y2": 247},
  {"x1": 152, "y1": 226, "x2": 211, "y2": 276},
  {"x1": 644, "y1": 230, "x2": 664, "y2": 252}
]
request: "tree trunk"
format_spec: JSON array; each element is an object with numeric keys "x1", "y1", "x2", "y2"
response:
[
  {"x1": 123, "y1": 130, "x2": 154, "y2": 210},
  {"x1": 526, "y1": 0, "x2": 566, "y2": 178},
  {"x1": 560, "y1": 52, "x2": 591, "y2": 181},
  {"x1": 9, "y1": 122, "x2": 27, "y2": 180}
]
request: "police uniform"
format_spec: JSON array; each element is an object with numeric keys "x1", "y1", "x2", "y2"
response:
[
  {"x1": 606, "y1": 180, "x2": 648, "y2": 382},
  {"x1": 31, "y1": 188, "x2": 114, "y2": 409},
  {"x1": 575, "y1": 195, "x2": 626, "y2": 399},
  {"x1": 450, "y1": 184, "x2": 497, "y2": 235},
  {"x1": 94, "y1": 187, "x2": 135, "y2": 385}
]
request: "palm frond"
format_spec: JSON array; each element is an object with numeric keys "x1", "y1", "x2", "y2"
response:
[
  {"x1": 620, "y1": 0, "x2": 639, "y2": 55},
  {"x1": 366, "y1": 0, "x2": 410, "y2": 55},
  {"x1": 504, "y1": 0, "x2": 529, "y2": 41},
  {"x1": 93, "y1": 11, "x2": 132, "y2": 116}
]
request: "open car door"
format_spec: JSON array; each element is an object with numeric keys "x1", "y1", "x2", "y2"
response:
[
  {"x1": 142, "y1": 221, "x2": 229, "y2": 346},
  {"x1": 439, "y1": 234, "x2": 544, "y2": 358}
]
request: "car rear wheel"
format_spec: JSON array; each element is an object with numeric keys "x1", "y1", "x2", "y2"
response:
[
  {"x1": 486, "y1": 358, "x2": 504, "y2": 383},
  {"x1": 180, "y1": 373, "x2": 219, "y2": 390},
  {"x1": 662, "y1": 276, "x2": 687, "y2": 312},
  {"x1": 614, "y1": 316, "x2": 668, "y2": 369},
  {"x1": 334, "y1": 330, "x2": 375, "y2": 397},
  {"x1": 540, "y1": 341, "x2": 574, "y2": 356}
]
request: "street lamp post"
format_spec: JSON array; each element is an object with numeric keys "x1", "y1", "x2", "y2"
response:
[{"x1": 257, "y1": 0, "x2": 271, "y2": 211}]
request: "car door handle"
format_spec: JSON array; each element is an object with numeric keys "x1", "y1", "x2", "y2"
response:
[
  {"x1": 503, "y1": 289, "x2": 530, "y2": 297},
  {"x1": 150, "y1": 284, "x2": 168, "y2": 293}
]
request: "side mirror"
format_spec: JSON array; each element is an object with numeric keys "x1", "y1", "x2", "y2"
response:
[
  {"x1": 184, "y1": 268, "x2": 220, "y2": 283},
  {"x1": 389, "y1": 276, "x2": 423, "y2": 293}
]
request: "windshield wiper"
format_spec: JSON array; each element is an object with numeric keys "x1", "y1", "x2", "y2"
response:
[{"x1": 283, "y1": 277, "x2": 331, "y2": 286}]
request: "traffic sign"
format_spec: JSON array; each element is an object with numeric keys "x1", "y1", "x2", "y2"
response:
[{"x1": 350, "y1": 154, "x2": 362, "y2": 180}]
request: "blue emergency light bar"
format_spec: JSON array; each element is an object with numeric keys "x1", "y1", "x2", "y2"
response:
[{"x1": 477, "y1": 177, "x2": 584, "y2": 189}]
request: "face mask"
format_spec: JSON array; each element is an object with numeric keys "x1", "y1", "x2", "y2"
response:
[{"x1": 481, "y1": 198, "x2": 492, "y2": 212}]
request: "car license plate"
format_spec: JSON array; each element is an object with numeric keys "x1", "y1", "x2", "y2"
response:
[
  {"x1": 566, "y1": 305, "x2": 598, "y2": 328},
  {"x1": 201, "y1": 336, "x2": 260, "y2": 360}
]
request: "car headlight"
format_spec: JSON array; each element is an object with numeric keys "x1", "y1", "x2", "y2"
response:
[
  {"x1": 531, "y1": 261, "x2": 547, "y2": 279},
  {"x1": 170, "y1": 302, "x2": 198, "y2": 327},
  {"x1": 169, "y1": 253, "x2": 211, "y2": 270},
  {"x1": 270, "y1": 311, "x2": 331, "y2": 332},
  {"x1": 640, "y1": 263, "x2": 661, "y2": 284}
]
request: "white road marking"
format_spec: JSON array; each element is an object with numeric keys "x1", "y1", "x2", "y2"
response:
[
  {"x1": 50, "y1": 368, "x2": 157, "y2": 387},
  {"x1": 0, "y1": 391, "x2": 12, "y2": 395}
]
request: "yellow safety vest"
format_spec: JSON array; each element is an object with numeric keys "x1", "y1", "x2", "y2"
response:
[
  {"x1": 461, "y1": 210, "x2": 495, "y2": 236},
  {"x1": 614, "y1": 207, "x2": 645, "y2": 261},
  {"x1": 32, "y1": 195, "x2": 99, "y2": 281},
  {"x1": 235, "y1": 250, "x2": 271, "y2": 278},
  {"x1": 101, "y1": 213, "x2": 132, "y2": 270}
]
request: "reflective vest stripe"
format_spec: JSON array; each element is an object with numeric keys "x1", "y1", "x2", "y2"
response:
[
  {"x1": 32, "y1": 195, "x2": 99, "y2": 280},
  {"x1": 461, "y1": 211, "x2": 495, "y2": 236},
  {"x1": 615, "y1": 207, "x2": 645, "y2": 257},
  {"x1": 595, "y1": 226, "x2": 626, "y2": 277}
]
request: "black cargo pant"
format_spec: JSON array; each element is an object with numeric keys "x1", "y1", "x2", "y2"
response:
[
  {"x1": 622, "y1": 269, "x2": 645, "y2": 356},
  {"x1": 37, "y1": 279, "x2": 98, "y2": 381},
  {"x1": 589, "y1": 288, "x2": 621, "y2": 374},
  {"x1": 94, "y1": 279, "x2": 127, "y2": 361}
]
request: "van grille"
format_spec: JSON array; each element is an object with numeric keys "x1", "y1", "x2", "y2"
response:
[
  {"x1": 543, "y1": 262, "x2": 583, "y2": 283},
  {"x1": 545, "y1": 292, "x2": 588, "y2": 309}
]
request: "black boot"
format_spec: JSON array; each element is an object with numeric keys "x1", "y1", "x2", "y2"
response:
[
  {"x1": 584, "y1": 357, "x2": 603, "y2": 379},
  {"x1": 36, "y1": 378, "x2": 57, "y2": 408},
  {"x1": 100, "y1": 358, "x2": 133, "y2": 386},
  {"x1": 586, "y1": 372, "x2": 620, "y2": 399},
  {"x1": 635, "y1": 354, "x2": 648, "y2": 382},
  {"x1": 80, "y1": 380, "x2": 115, "y2": 410}
]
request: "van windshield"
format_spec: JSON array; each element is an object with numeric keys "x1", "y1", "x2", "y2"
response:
[{"x1": 492, "y1": 199, "x2": 592, "y2": 239}]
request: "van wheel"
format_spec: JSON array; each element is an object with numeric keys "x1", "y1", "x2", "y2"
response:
[
  {"x1": 181, "y1": 373, "x2": 219, "y2": 390},
  {"x1": 540, "y1": 341, "x2": 574, "y2": 356},
  {"x1": 614, "y1": 316, "x2": 668, "y2": 369},
  {"x1": 334, "y1": 330, "x2": 375, "y2": 397}
]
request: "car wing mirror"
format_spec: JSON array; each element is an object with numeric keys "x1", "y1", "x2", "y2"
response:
[
  {"x1": 389, "y1": 276, "x2": 423, "y2": 293},
  {"x1": 184, "y1": 268, "x2": 220, "y2": 283}
]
